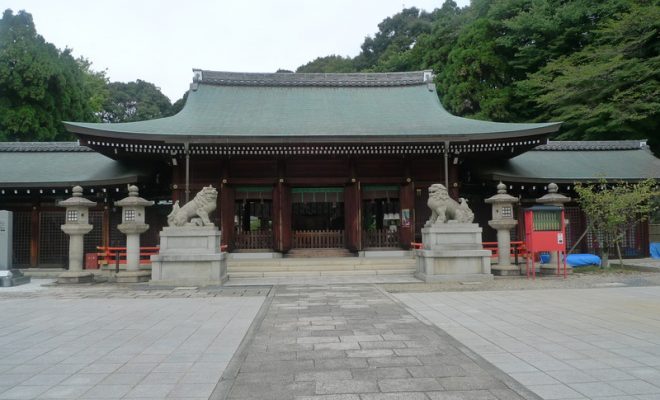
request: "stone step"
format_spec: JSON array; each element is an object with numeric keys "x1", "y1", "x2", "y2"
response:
[
  {"x1": 229, "y1": 268, "x2": 415, "y2": 279},
  {"x1": 228, "y1": 257, "x2": 415, "y2": 270},
  {"x1": 285, "y1": 248, "x2": 354, "y2": 258}
]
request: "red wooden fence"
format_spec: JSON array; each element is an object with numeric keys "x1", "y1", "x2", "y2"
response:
[{"x1": 293, "y1": 230, "x2": 345, "y2": 248}]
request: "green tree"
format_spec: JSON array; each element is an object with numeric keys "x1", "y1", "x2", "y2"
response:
[
  {"x1": 518, "y1": 3, "x2": 660, "y2": 154},
  {"x1": 574, "y1": 178, "x2": 659, "y2": 268},
  {"x1": 78, "y1": 57, "x2": 109, "y2": 121},
  {"x1": 0, "y1": 9, "x2": 95, "y2": 141},
  {"x1": 353, "y1": 7, "x2": 434, "y2": 71},
  {"x1": 169, "y1": 90, "x2": 188, "y2": 116},
  {"x1": 296, "y1": 55, "x2": 356, "y2": 73},
  {"x1": 437, "y1": 18, "x2": 515, "y2": 120},
  {"x1": 100, "y1": 80, "x2": 172, "y2": 123}
]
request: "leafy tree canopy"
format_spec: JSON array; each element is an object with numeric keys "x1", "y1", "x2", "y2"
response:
[
  {"x1": 0, "y1": 9, "x2": 95, "y2": 141},
  {"x1": 99, "y1": 80, "x2": 173, "y2": 123},
  {"x1": 296, "y1": 55, "x2": 356, "y2": 73},
  {"x1": 574, "y1": 178, "x2": 659, "y2": 267}
]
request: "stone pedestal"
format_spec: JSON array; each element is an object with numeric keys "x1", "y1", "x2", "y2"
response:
[
  {"x1": 150, "y1": 226, "x2": 227, "y2": 286},
  {"x1": 115, "y1": 186, "x2": 154, "y2": 283},
  {"x1": 116, "y1": 224, "x2": 151, "y2": 283},
  {"x1": 488, "y1": 220, "x2": 519, "y2": 276},
  {"x1": 57, "y1": 186, "x2": 96, "y2": 284},
  {"x1": 59, "y1": 224, "x2": 94, "y2": 283},
  {"x1": 415, "y1": 224, "x2": 493, "y2": 282}
]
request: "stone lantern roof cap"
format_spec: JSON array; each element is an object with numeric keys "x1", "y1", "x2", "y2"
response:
[
  {"x1": 485, "y1": 182, "x2": 517, "y2": 204},
  {"x1": 58, "y1": 186, "x2": 96, "y2": 208},
  {"x1": 536, "y1": 183, "x2": 571, "y2": 204},
  {"x1": 115, "y1": 185, "x2": 155, "y2": 207}
]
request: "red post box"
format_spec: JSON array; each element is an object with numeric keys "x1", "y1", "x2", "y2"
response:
[{"x1": 524, "y1": 205, "x2": 567, "y2": 279}]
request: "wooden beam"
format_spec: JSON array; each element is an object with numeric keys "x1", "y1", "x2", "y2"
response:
[
  {"x1": 399, "y1": 183, "x2": 414, "y2": 249},
  {"x1": 29, "y1": 205, "x2": 39, "y2": 267}
]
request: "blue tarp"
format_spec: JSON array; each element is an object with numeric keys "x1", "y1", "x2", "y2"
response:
[
  {"x1": 567, "y1": 254, "x2": 602, "y2": 267},
  {"x1": 651, "y1": 243, "x2": 660, "y2": 259}
]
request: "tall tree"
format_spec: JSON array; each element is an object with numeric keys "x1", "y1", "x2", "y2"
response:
[
  {"x1": 0, "y1": 9, "x2": 95, "y2": 141},
  {"x1": 100, "y1": 80, "x2": 172, "y2": 123},
  {"x1": 436, "y1": 18, "x2": 515, "y2": 120},
  {"x1": 296, "y1": 55, "x2": 356, "y2": 73},
  {"x1": 518, "y1": 3, "x2": 660, "y2": 154},
  {"x1": 353, "y1": 7, "x2": 434, "y2": 71}
]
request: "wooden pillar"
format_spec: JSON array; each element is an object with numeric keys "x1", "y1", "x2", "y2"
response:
[
  {"x1": 171, "y1": 163, "x2": 183, "y2": 204},
  {"x1": 102, "y1": 207, "x2": 110, "y2": 247},
  {"x1": 399, "y1": 182, "x2": 414, "y2": 249},
  {"x1": 29, "y1": 205, "x2": 39, "y2": 267},
  {"x1": 344, "y1": 181, "x2": 361, "y2": 252},
  {"x1": 220, "y1": 184, "x2": 235, "y2": 251},
  {"x1": 449, "y1": 160, "x2": 460, "y2": 200},
  {"x1": 272, "y1": 181, "x2": 292, "y2": 253}
]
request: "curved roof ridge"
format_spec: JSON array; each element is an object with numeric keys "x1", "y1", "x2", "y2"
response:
[
  {"x1": 0, "y1": 142, "x2": 92, "y2": 152},
  {"x1": 534, "y1": 140, "x2": 647, "y2": 151},
  {"x1": 194, "y1": 69, "x2": 433, "y2": 87}
]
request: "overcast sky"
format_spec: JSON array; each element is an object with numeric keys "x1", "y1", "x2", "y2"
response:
[{"x1": 7, "y1": 0, "x2": 470, "y2": 102}]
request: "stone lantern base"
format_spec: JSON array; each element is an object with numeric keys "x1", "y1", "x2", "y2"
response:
[
  {"x1": 116, "y1": 270, "x2": 152, "y2": 283},
  {"x1": 415, "y1": 224, "x2": 493, "y2": 282},
  {"x1": 57, "y1": 271, "x2": 94, "y2": 284}
]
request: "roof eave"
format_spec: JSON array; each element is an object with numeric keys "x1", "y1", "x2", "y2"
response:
[{"x1": 65, "y1": 122, "x2": 561, "y2": 145}]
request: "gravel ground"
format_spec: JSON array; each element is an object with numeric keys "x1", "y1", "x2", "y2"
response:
[{"x1": 381, "y1": 270, "x2": 660, "y2": 293}]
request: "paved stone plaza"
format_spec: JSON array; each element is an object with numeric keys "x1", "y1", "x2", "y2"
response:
[
  {"x1": 396, "y1": 287, "x2": 660, "y2": 400},
  {"x1": 214, "y1": 284, "x2": 538, "y2": 400},
  {"x1": 2, "y1": 278, "x2": 660, "y2": 399},
  {"x1": 0, "y1": 283, "x2": 264, "y2": 400}
]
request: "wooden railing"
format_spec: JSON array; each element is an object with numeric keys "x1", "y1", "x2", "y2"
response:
[
  {"x1": 96, "y1": 246, "x2": 160, "y2": 267},
  {"x1": 363, "y1": 229, "x2": 399, "y2": 248},
  {"x1": 293, "y1": 230, "x2": 345, "y2": 248},
  {"x1": 482, "y1": 241, "x2": 527, "y2": 264},
  {"x1": 235, "y1": 230, "x2": 273, "y2": 249}
]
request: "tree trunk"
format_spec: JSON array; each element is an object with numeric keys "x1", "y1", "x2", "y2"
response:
[
  {"x1": 615, "y1": 240, "x2": 624, "y2": 268},
  {"x1": 601, "y1": 248, "x2": 609, "y2": 269}
]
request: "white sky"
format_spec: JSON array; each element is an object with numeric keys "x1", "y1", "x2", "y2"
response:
[{"x1": 6, "y1": 0, "x2": 470, "y2": 102}]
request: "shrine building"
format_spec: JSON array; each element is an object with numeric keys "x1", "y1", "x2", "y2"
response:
[{"x1": 1, "y1": 70, "x2": 658, "y2": 267}]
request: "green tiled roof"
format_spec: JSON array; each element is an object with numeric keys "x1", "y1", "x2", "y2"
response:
[
  {"x1": 481, "y1": 141, "x2": 660, "y2": 183},
  {"x1": 0, "y1": 143, "x2": 147, "y2": 188},
  {"x1": 65, "y1": 71, "x2": 559, "y2": 142}
]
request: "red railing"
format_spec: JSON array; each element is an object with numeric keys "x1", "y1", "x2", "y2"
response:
[
  {"x1": 96, "y1": 246, "x2": 160, "y2": 267},
  {"x1": 363, "y1": 229, "x2": 399, "y2": 248},
  {"x1": 482, "y1": 241, "x2": 527, "y2": 264},
  {"x1": 411, "y1": 241, "x2": 527, "y2": 264},
  {"x1": 293, "y1": 230, "x2": 344, "y2": 248},
  {"x1": 235, "y1": 230, "x2": 273, "y2": 249}
]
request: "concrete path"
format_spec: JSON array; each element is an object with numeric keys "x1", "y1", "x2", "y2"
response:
[
  {"x1": 0, "y1": 286, "x2": 264, "y2": 400},
  {"x1": 396, "y1": 287, "x2": 660, "y2": 400},
  {"x1": 214, "y1": 284, "x2": 540, "y2": 400}
]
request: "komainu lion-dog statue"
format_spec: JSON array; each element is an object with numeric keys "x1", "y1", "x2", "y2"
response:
[
  {"x1": 425, "y1": 183, "x2": 474, "y2": 225},
  {"x1": 167, "y1": 186, "x2": 218, "y2": 227}
]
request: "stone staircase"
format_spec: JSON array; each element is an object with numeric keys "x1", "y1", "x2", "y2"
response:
[
  {"x1": 227, "y1": 256, "x2": 416, "y2": 278},
  {"x1": 285, "y1": 248, "x2": 354, "y2": 258}
]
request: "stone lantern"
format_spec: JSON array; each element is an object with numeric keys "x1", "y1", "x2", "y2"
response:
[
  {"x1": 116, "y1": 185, "x2": 154, "y2": 283},
  {"x1": 485, "y1": 182, "x2": 519, "y2": 275},
  {"x1": 537, "y1": 183, "x2": 571, "y2": 274},
  {"x1": 58, "y1": 186, "x2": 96, "y2": 283}
]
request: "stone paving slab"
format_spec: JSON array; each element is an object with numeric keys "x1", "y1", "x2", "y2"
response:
[
  {"x1": 395, "y1": 286, "x2": 660, "y2": 400},
  {"x1": 212, "y1": 284, "x2": 540, "y2": 400},
  {"x1": 0, "y1": 288, "x2": 264, "y2": 399}
]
